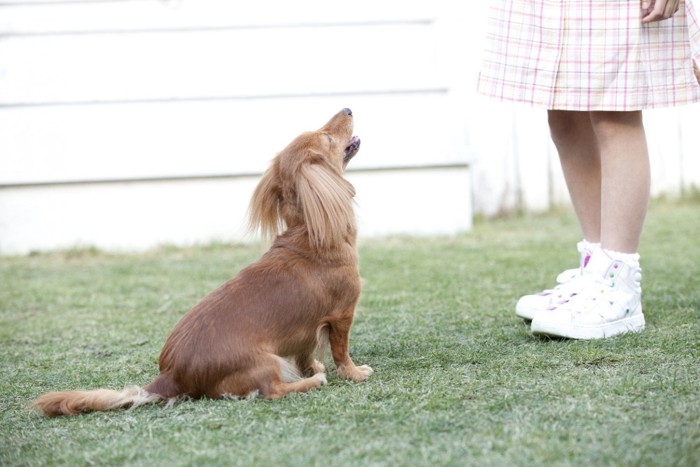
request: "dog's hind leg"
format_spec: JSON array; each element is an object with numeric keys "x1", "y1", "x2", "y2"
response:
[
  {"x1": 263, "y1": 373, "x2": 327, "y2": 400},
  {"x1": 215, "y1": 354, "x2": 327, "y2": 400}
]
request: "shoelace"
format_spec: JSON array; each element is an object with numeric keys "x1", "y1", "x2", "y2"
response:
[
  {"x1": 553, "y1": 273, "x2": 634, "y2": 321},
  {"x1": 548, "y1": 272, "x2": 608, "y2": 309}
]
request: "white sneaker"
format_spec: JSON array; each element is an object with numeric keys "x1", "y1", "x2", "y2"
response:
[
  {"x1": 515, "y1": 242, "x2": 593, "y2": 321},
  {"x1": 530, "y1": 249, "x2": 645, "y2": 340}
]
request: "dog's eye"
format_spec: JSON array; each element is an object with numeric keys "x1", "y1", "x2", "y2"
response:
[{"x1": 325, "y1": 134, "x2": 333, "y2": 145}]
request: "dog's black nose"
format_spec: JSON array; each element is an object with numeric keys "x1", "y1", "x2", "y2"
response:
[{"x1": 343, "y1": 108, "x2": 352, "y2": 116}]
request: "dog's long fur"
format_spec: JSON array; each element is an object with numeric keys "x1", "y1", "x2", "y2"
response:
[{"x1": 32, "y1": 108, "x2": 372, "y2": 416}]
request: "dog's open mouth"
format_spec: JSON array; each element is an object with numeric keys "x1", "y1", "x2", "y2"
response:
[{"x1": 344, "y1": 136, "x2": 361, "y2": 162}]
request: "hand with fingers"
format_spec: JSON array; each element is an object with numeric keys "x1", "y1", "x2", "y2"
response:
[{"x1": 641, "y1": 0, "x2": 682, "y2": 23}]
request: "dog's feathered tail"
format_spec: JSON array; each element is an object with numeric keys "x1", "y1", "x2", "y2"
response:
[{"x1": 32, "y1": 387, "x2": 161, "y2": 417}]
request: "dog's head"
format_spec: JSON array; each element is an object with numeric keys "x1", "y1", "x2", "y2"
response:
[{"x1": 249, "y1": 108, "x2": 361, "y2": 251}]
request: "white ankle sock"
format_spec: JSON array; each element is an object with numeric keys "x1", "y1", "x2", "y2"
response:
[
  {"x1": 603, "y1": 248, "x2": 640, "y2": 269},
  {"x1": 577, "y1": 239, "x2": 600, "y2": 269},
  {"x1": 580, "y1": 239, "x2": 600, "y2": 253},
  {"x1": 585, "y1": 247, "x2": 641, "y2": 277}
]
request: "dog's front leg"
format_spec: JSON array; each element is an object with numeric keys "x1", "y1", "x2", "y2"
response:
[{"x1": 329, "y1": 312, "x2": 373, "y2": 382}]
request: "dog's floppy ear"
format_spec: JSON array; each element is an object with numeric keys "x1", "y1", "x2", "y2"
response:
[
  {"x1": 297, "y1": 160, "x2": 356, "y2": 251},
  {"x1": 248, "y1": 159, "x2": 284, "y2": 243}
]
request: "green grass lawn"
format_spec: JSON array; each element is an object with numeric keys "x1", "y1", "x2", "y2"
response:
[{"x1": 1, "y1": 200, "x2": 698, "y2": 466}]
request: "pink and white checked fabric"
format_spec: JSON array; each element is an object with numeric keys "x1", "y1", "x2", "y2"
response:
[
  {"x1": 688, "y1": 1, "x2": 700, "y2": 67},
  {"x1": 478, "y1": 0, "x2": 700, "y2": 110}
]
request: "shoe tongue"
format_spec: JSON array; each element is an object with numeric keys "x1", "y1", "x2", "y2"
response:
[{"x1": 583, "y1": 248, "x2": 613, "y2": 278}]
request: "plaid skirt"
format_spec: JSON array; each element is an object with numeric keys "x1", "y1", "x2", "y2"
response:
[{"x1": 477, "y1": 0, "x2": 700, "y2": 110}]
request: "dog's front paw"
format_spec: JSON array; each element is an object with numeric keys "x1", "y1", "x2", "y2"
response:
[
  {"x1": 355, "y1": 365, "x2": 374, "y2": 380},
  {"x1": 337, "y1": 363, "x2": 373, "y2": 382}
]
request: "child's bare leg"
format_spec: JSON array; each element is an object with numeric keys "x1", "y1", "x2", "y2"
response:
[
  {"x1": 532, "y1": 110, "x2": 648, "y2": 339},
  {"x1": 547, "y1": 110, "x2": 602, "y2": 243},
  {"x1": 589, "y1": 111, "x2": 650, "y2": 253}
]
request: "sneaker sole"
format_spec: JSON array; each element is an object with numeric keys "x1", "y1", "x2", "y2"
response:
[
  {"x1": 531, "y1": 313, "x2": 645, "y2": 340},
  {"x1": 515, "y1": 305, "x2": 536, "y2": 321}
]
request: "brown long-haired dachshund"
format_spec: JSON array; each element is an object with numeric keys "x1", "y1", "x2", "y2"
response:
[{"x1": 33, "y1": 108, "x2": 373, "y2": 416}]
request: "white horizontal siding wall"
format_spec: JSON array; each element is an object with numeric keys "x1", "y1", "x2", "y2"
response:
[
  {"x1": 0, "y1": 0, "x2": 473, "y2": 254},
  {"x1": 1, "y1": 0, "x2": 698, "y2": 255},
  {"x1": 467, "y1": 99, "x2": 700, "y2": 217}
]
